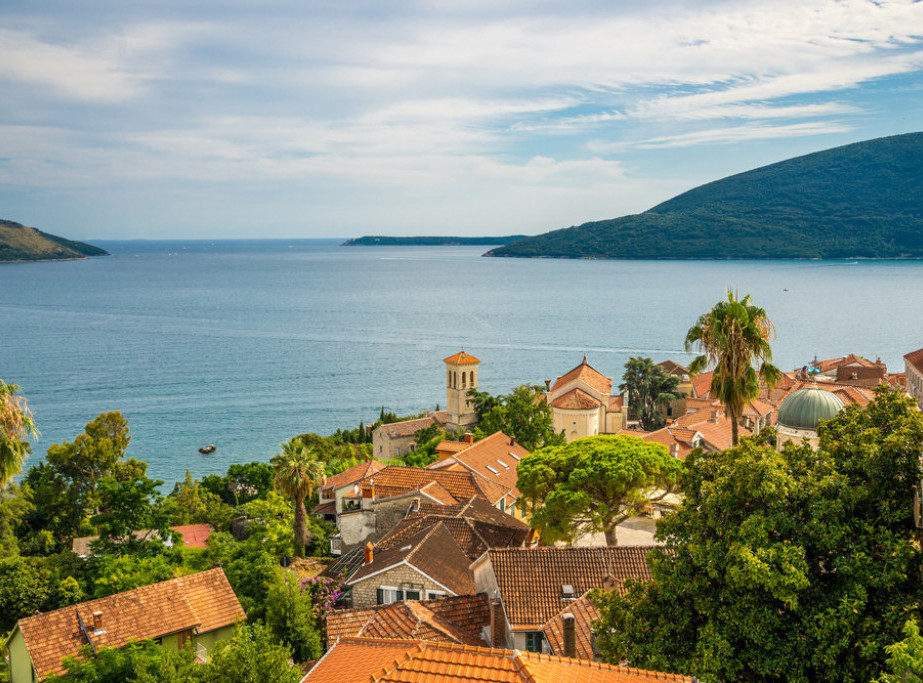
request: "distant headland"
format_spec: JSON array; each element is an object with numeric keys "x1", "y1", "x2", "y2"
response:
[
  {"x1": 342, "y1": 235, "x2": 528, "y2": 247},
  {"x1": 0, "y1": 219, "x2": 108, "y2": 262},
  {"x1": 486, "y1": 132, "x2": 923, "y2": 260}
]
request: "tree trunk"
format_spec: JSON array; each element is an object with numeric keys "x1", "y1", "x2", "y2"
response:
[
  {"x1": 294, "y1": 498, "x2": 308, "y2": 557},
  {"x1": 730, "y1": 409, "x2": 740, "y2": 446},
  {"x1": 604, "y1": 524, "x2": 619, "y2": 546}
]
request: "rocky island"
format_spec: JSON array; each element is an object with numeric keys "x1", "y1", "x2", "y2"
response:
[{"x1": 0, "y1": 219, "x2": 108, "y2": 262}]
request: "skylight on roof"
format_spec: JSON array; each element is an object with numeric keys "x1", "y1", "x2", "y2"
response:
[
  {"x1": 486, "y1": 465, "x2": 499, "y2": 474},
  {"x1": 509, "y1": 452, "x2": 520, "y2": 460},
  {"x1": 496, "y1": 459, "x2": 509, "y2": 469}
]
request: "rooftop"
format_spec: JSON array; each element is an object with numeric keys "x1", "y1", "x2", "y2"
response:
[
  {"x1": 551, "y1": 357, "x2": 613, "y2": 397},
  {"x1": 444, "y1": 351, "x2": 481, "y2": 365},
  {"x1": 303, "y1": 636, "x2": 696, "y2": 683},
  {"x1": 14, "y1": 568, "x2": 244, "y2": 680}
]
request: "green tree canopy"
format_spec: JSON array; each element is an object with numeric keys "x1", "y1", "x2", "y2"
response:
[
  {"x1": 271, "y1": 441, "x2": 326, "y2": 557},
  {"x1": 469, "y1": 384, "x2": 564, "y2": 450},
  {"x1": 517, "y1": 434, "x2": 682, "y2": 546},
  {"x1": 593, "y1": 387, "x2": 923, "y2": 683},
  {"x1": 0, "y1": 380, "x2": 37, "y2": 488},
  {"x1": 684, "y1": 290, "x2": 781, "y2": 445},
  {"x1": 619, "y1": 358, "x2": 683, "y2": 430}
]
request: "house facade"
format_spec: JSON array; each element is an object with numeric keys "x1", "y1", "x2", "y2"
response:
[
  {"x1": 544, "y1": 357, "x2": 626, "y2": 442},
  {"x1": 4, "y1": 568, "x2": 244, "y2": 683},
  {"x1": 906, "y1": 348, "x2": 923, "y2": 410}
]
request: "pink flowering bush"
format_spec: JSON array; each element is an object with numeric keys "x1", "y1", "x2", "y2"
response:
[{"x1": 301, "y1": 574, "x2": 348, "y2": 619}]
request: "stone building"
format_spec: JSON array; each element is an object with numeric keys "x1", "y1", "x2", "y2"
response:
[{"x1": 544, "y1": 356, "x2": 626, "y2": 442}]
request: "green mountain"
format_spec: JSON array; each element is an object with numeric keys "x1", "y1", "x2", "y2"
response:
[
  {"x1": 486, "y1": 132, "x2": 923, "y2": 259},
  {"x1": 0, "y1": 219, "x2": 108, "y2": 262},
  {"x1": 343, "y1": 235, "x2": 527, "y2": 246}
]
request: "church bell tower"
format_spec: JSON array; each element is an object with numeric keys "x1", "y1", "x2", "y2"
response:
[{"x1": 444, "y1": 351, "x2": 480, "y2": 432}]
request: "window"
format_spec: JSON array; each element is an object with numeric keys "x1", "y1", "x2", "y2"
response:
[
  {"x1": 376, "y1": 587, "x2": 404, "y2": 604},
  {"x1": 426, "y1": 590, "x2": 446, "y2": 599},
  {"x1": 524, "y1": 632, "x2": 544, "y2": 653},
  {"x1": 499, "y1": 498, "x2": 506, "y2": 511},
  {"x1": 405, "y1": 590, "x2": 421, "y2": 600}
]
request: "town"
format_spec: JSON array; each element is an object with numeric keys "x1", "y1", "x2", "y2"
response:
[{"x1": 2, "y1": 294, "x2": 923, "y2": 683}]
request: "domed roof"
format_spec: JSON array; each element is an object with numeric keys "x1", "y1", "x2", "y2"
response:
[{"x1": 777, "y1": 386, "x2": 845, "y2": 431}]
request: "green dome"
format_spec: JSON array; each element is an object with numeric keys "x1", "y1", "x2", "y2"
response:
[{"x1": 777, "y1": 386, "x2": 845, "y2": 431}]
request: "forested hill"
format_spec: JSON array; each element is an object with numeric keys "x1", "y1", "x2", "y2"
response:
[
  {"x1": 0, "y1": 219, "x2": 108, "y2": 261},
  {"x1": 486, "y1": 132, "x2": 923, "y2": 259},
  {"x1": 343, "y1": 235, "x2": 527, "y2": 246}
]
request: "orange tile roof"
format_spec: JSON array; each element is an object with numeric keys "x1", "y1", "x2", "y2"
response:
[
  {"x1": 551, "y1": 358, "x2": 613, "y2": 396},
  {"x1": 657, "y1": 360, "x2": 690, "y2": 377},
  {"x1": 355, "y1": 465, "x2": 508, "y2": 506},
  {"x1": 435, "y1": 440, "x2": 470, "y2": 455},
  {"x1": 551, "y1": 388, "x2": 601, "y2": 410},
  {"x1": 608, "y1": 395, "x2": 624, "y2": 412},
  {"x1": 541, "y1": 594, "x2": 599, "y2": 660},
  {"x1": 444, "y1": 351, "x2": 481, "y2": 365},
  {"x1": 690, "y1": 370, "x2": 714, "y2": 398},
  {"x1": 16, "y1": 568, "x2": 244, "y2": 680},
  {"x1": 889, "y1": 372, "x2": 906, "y2": 388},
  {"x1": 71, "y1": 525, "x2": 213, "y2": 556},
  {"x1": 433, "y1": 431, "x2": 529, "y2": 499},
  {"x1": 488, "y1": 546, "x2": 655, "y2": 629},
  {"x1": 326, "y1": 594, "x2": 490, "y2": 648},
  {"x1": 348, "y1": 523, "x2": 476, "y2": 596},
  {"x1": 905, "y1": 348, "x2": 923, "y2": 375},
  {"x1": 641, "y1": 427, "x2": 693, "y2": 460},
  {"x1": 693, "y1": 418, "x2": 750, "y2": 451},
  {"x1": 303, "y1": 637, "x2": 696, "y2": 683},
  {"x1": 322, "y1": 460, "x2": 387, "y2": 494}
]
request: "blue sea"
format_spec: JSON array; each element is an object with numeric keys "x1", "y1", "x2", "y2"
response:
[{"x1": 2, "y1": 240, "x2": 922, "y2": 486}]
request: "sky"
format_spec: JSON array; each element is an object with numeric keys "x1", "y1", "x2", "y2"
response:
[{"x1": 1, "y1": 0, "x2": 922, "y2": 240}]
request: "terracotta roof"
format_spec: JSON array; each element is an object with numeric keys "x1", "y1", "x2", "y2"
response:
[
  {"x1": 742, "y1": 399, "x2": 775, "y2": 417},
  {"x1": 905, "y1": 348, "x2": 923, "y2": 375},
  {"x1": 322, "y1": 461, "x2": 387, "y2": 494},
  {"x1": 430, "y1": 432, "x2": 529, "y2": 499},
  {"x1": 551, "y1": 358, "x2": 613, "y2": 396},
  {"x1": 355, "y1": 465, "x2": 508, "y2": 506},
  {"x1": 444, "y1": 351, "x2": 481, "y2": 365},
  {"x1": 303, "y1": 637, "x2": 696, "y2": 683},
  {"x1": 435, "y1": 440, "x2": 470, "y2": 455},
  {"x1": 15, "y1": 568, "x2": 244, "y2": 680},
  {"x1": 551, "y1": 388, "x2": 601, "y2": 410},
  {"x1": 813, "y1": 353, "x2": 876, "y2": 372},
  {"x1": 657, "y1": 360, "x2": 690, "y2": 378},
  {"x1": 375, "y1": 412, "x2": 448, "y2": 440},
  {"x1": 542, "y1": 594, "x2": 599, "y2": 660},
  {"x1": 693, "y1": 418, "x2": 750, "y2": 451},
  {"x1": 326, "y1": 594, "x2": 490, "y2": 648},
  {"x1": 608, "y1": 395, "x2": 625, "y2": 412},
  {"x1": 487, "y1": 546, "x2": 655, "y2": 629},
  {"x1": 348, "y1": 523, "x2": 475, "y2": 596},
  {"x1": 889, "y1": 372, "x2": 906, "y2": 388},
  {"x1": 641, "y1": 427, "x2": 693, "y2": 460},
  {"x1": 690, "y1": 370, "x2": 714, "y2": 398}
]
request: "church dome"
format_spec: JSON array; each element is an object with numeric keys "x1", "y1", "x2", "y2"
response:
[{"x1": 777, "y1": 386, "x2": 845, "y2": 431}]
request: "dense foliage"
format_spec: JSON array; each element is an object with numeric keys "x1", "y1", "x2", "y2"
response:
[
  {"x1": 593, "y1": 387, "x2": 923, "y2": 682},
  {"x1": 486, "y1": 132, "x2": 923, "y2": 259},
  {"x1": 518, "y1": 434, "x2": 682, "y2": 545},
  {"x1": 468, "y1": 384, "x2": 565, "y2": 450},
  {"x1": 618, "y1": 358, "x2": 683, "y2": 430}
]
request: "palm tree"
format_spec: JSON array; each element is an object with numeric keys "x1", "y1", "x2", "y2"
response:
[
  {"x1": 271, "y1": 440, "x2": 326, "y2": 556},
  {"x1": 684, "y1": 291, "x2": 782, "y2": 446},
  {"x1": 0, "y1": 380, "x2": 37, "y2": 489}
]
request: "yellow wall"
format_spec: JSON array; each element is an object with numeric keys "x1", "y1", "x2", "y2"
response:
[{"x1": 195, "y1": 626, "x2": 236, "y2": 662}]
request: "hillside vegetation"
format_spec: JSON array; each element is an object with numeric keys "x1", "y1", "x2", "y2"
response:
[
  {"x1": 0, "y1": 219, "x2": 108, "y2": 261},
  {"x1": 487, "y1": 132, "x2": 923, "y2": 259}
]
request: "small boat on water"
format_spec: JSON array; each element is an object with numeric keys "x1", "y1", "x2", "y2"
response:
[{"x1": 199, "y1": 444, "x2": 217, "y2": 454}]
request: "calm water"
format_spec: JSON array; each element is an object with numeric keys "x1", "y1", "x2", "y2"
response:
[{"x1": 2, "y1": 240, "x2": 922, "y2": 486}]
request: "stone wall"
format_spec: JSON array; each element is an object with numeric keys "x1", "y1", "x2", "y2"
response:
[{"x1": 350, "y1": 564, "x2": 453, "y2": 608}]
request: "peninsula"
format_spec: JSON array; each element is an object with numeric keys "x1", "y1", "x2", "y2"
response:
[
  {"x1": 0, "y1": 219, "x2": 108, "y2": 262},
  {"x1": 343, "y1": 235, "x2": 527, "y2": 246},
  {"x1": 486, "y1": 132, "x2": 923, "y2": 260}
]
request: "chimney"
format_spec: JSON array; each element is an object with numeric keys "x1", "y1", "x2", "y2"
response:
[
  {"x1": 544, "y1": 379, "x2": 551, "y2": 391},
  {"x1": 490, "y1": 599, "x2": 507, "y2": 648},
  {"x1": 711, "y1": 409, "x2": 719, "y2": 423},
  {"x1": 562, "y1": 613, "x2": 576, "y2": 658},
  {"x1": 362, "y1": 484, "x2": 374, "y2": 498},
  {"x1": 463, "y1": 433, "x2": 474, "y2": 444},
  {"x1": 509, "y1": 436, "x2": 515, "y2": 446},
  {"x1": 92, "y1": 611, "x2": 103, "y2": 631},
  {"x1": 364, "y1": 542, "x2": 374, "y2": 564}
]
